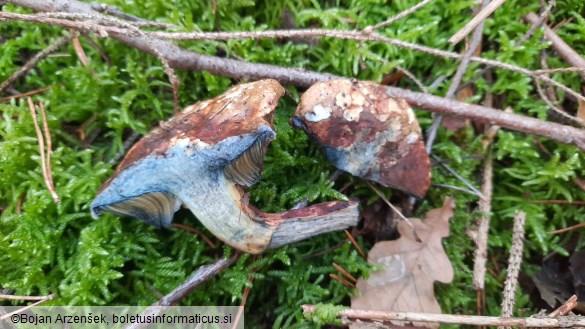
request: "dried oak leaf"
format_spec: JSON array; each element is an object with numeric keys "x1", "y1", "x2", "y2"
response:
[{"x1": 351, "y1": 197, "x2": 455, "y2": 328}]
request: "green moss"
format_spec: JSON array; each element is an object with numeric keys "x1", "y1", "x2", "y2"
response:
[{"x1": 1, "y1": 0, "x2": 585, "y2": 328}]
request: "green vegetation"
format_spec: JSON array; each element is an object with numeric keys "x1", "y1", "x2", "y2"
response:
[{"x1": 1, "y1": 0, "x2": 584, "y2": 328}]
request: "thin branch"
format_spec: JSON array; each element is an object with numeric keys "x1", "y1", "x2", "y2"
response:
[
  {"x1": 344, "y1": 230, "x2": 366, "y2": 259},
  {"x1": 157, "y1": 254, "x2": 239, "y2": 307},
  {"x1": 2, "y1": 10, "x2": 585, "y2": 105},
  {"x1": 426, "y1": 0, "x2": 489, "y2": 152},
  {"x1": 0, "y1": 294, "x2": 54, "y2": 301},
  {"x1": 431, "y1": 154, "x2": 486, "y2": 199},
  {"x1": 532, "y1": 199, "x2": 585, "y2": 205},
  {"x1": 0, "y1": 295, "x2": 54, "y2": 321},
  {"x1": 363, "y1": 0, "x2": 434, "y2": 32},
  {"x1": 5, "y1": 0, "x2": 585, "y2": 151},
  {"x1": 27, "y1": 98, "x2": 59, "y2": 203},
  {"x1": 500, "y1": 211, "x2": 526, "y2": 319},
  {"x1": 548, "y1": 221, "x2": 585, "y2": 234},
  {"x1": 39, "y1": 102, "x2": 59, "y2": 203},
  {"x1": 472, "y1": 151, "x2": 495, "y2": 290},
  {"x1": 449, "y1": 0, "x2": 507, "y2": 45},
  {"x1": 0, "y1": 86, "x2": 52, "y2": 102},
  {"x1": 549, "y1": 295, "x2": 578, "y2": 317},
  {"x1": 302, "y1": 305, "x2": 585, "y2": 327},
  {"x1": 90, "y1": 3, "x2": 178, "y2": 29},
  {"x1": 367, "y1": 182, "x2": 421, "y2": 242},
  {"x1": 396, "y1": 65, "x2": 428, "y2": 94},
  {"x1": 517, "y1": 1, "x2": 555, "y2": 45},
  {"x1": 171, "y1": 223, "x2": 216, "y2": 249},
  {"x1": 524, "y1": 12, "x2": 585, "y2": 80},
  {"x1": 329, "y1": 274, "x2": 355, "y2": 288},
  {"x1": 0, "y1": 32, "x2": 76, "y2": 93},
  {"x1": 535, "y1": 80, "x2": 583, "y2": 125},
  {"x1": 332, "y1": 262, "x2": 358, "y2": 284},
  {"x1": 432, "y1": 183, "x2": 481, "y2": 196}
]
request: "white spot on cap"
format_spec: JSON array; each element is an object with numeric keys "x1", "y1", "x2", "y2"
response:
[
  {"x1": 406, "y1": 132, "x2": 419, "y2": 144},
  {"x1": 305, "y1": 105, "x2": 332, "y2": 122}
]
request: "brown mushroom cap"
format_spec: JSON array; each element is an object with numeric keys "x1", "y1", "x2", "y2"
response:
[{"x1": 292, "y1": 79, "x2": 431, "y2": 198}]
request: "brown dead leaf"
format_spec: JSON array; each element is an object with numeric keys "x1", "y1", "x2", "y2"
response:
[{"x1": 351, "y1": 197, "x2": 455, "y2": 328}]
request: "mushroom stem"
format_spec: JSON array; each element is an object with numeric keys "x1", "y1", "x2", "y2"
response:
[{"x1": 178, "y1": 170, "x2": 358, "y2": 254}]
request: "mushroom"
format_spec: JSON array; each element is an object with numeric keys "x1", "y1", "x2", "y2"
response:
[
  {"x1": 291, "y1": 79, "x2": 431, "y2": 198},
  {"x1": 91, "y1": 79, "x2": 358, "y2": 254}
]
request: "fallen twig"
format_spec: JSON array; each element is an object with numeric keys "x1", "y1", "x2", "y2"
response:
[
  {"x1": 2, "y1": 10, "x2": 584, "y2": 106},
  {"x1": 158, "y1": 254, "x2": 239, "y2": 307},
  {"x1": 5, "y1": 0, "x2": 585, "y2": 151},
  {"x1": 549, "y1": 295, "x2": 578, "y2": 317},
  {"x1": 426, "y1": 0, "x2": 489, "y2": 152},
  {"x1": 0, "y1": 86, "x2": 52, "y2": 102},
  {"x1": 303, "y1": 305, "x2": 585, "y2": 327},
  {"x1": 524, "y1": 12, "x2": 585, "y2": 80},
  {"x1": 0, "y1": 295, "x2": 54, "y2": 321},
  {"x1": 0, "y1": 32, "x2": 76, "y2": 93},
  {"x1": 171, "y1": 223, "x2": 216, "y2": 249},
  {"x1": 500, "y1": 211, "x2": 526, "y2": 319},
  {"x1": 363, "y1": 0, "x2": 434, "y2": 32},
  {"x1": 0, "y1": 294, "x2": 54, "y2": 301},
  {"x1": 548, "y1": 221, "x2": 585, "y2": 234},
  {"x1": 27, "y1": 98, "x2": 59, "y2": 203},
  {"x1": 449, "y1": 0, "x2": 506, "y2": 45},
  {"x1": 367, "y1": 182, "x2": 421, "y2": 242},
  {"x1": 472, "y1": 135, "x2": 498, "y2": 291},
  {"x1": 344, "y1": 230, "x2": 366, "y2": 259}
]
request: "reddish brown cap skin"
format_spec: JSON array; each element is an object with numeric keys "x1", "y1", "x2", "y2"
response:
[
  {"x1": 98, "y1": 79, "x2": 285, "y2": 193},
  {"x1": 293, "y1": 79, "x2": 431, "y2": 198}
]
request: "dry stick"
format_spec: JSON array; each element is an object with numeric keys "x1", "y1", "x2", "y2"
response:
[
  {"x1": 71, "y1": 33, "x2": 90, "y2": 66},
  {"x1": 532, "y1": 199, "x2": 585, "y2": 205},
  {"x1": 432, "y1": 183, "x2": 479, "y2": 196},
  {"x1": 39, "y1": 102, "x2": 59, "y2": 203},
  {"x1": 449, "y1": 0, "x2": 506, "y2": 45},
  {"x1": 159, "y1": 254, "x2": 239, "y2": 307},
  {"x1": 329, "y1": 274, "x2": 355, "y2": 288},
  {"x1": 301, "y1": 305, "x2": 585, "y2": 327},
  {"x1": 0, "y1": 86, "x2": 52, "y2": 102},
  {"x1": 535, "y1": 80, "x2": 583, "y2": 125},
  {"x1": 232, "y1": 275, "x2": 253, "y2": 329},
  {"x1": 363, "y1": 0, "x2": 435, "y2": 32},
  {"x1": 472, "y1": 147, "x2": 496, "y2": 291},
  {"x1": 548, "y1": 221, "x2": 585, "y2": 234},
  {"x1": 122, "y1": 256, "x2": 240, "y2": 329},
  {"x1": 0, "y1": 294, "x2": 54, "y2": 301},
  {"x1": 367, "y1": 182, "x2": 422, "y2": 243},
  {"x1": 344, "y1": 230, "x2": 366, "y2": 258},
  {"x1": 456, "y1": 0, "x2": 556, "y2": 93},
  {"x1": 6, "y1": 1, "x2": 585, "y2": 151},
  {"x1": 171, "y1": 223, "x2": 216, "y2": 249},
  {"x1": 500, "y1": 211, "x2": 526, "y2": 321},
  {"x1": 332, "y1": 263, "x2": 358, "y2": 284},
  {"x1": 525, "y1": 12, "x2": 585, "y2": 80},
  {"x1": 431, "y1": 154, "x2": 486, "y2": 199},
  {"x1": 0, "y1": 295, "x2": 54, "y2": 321},
  {"x1": 396, "y1": 65, "x2": 429, "y2": 93},
  {"x1": 27, "y1": 98, "x2": 59, "y2": 203},
  {"x1": 548, "y1": 295, "x2": 578, "y2": 317},
  {"x1": 426, "y1": 0, "x2": 489, "y2": 153},
  {"x1": 0, "y1": 33, "x2": 76, "y2": 93},
  {"x1": 90, "y1": 3, "x2": 178, "y2": 29},
  {"x1": 2, "y1": 11, "x2": 585, "y2": 106},
  {"x1": 517, "y1": 1, "x2": 555, "y2": 45}
]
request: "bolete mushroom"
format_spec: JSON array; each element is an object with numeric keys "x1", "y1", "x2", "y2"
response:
[
  {"x1": 291, "y1": 79, "x2": 431, "y2": 198},
  {"x1": 91, "y1": 79, "x2": 358, "y2": 254}
]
